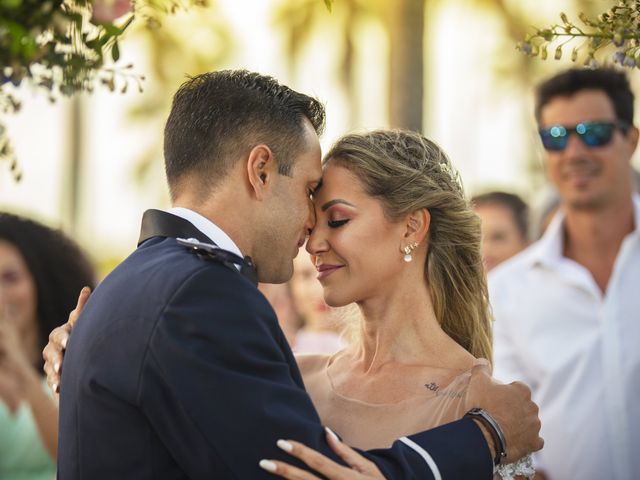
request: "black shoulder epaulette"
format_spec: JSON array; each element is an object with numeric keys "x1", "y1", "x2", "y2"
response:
[
  {"x1": 176, "y1": 237, "x2": 245, "y2": 269},
  {"x1": 176, "y1": 237, "x2": 258, "y2": 286}
]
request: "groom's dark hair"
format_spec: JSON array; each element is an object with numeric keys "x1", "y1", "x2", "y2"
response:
[{"x1": 164, "y1": 69, "x2": 325, "y2": 199}]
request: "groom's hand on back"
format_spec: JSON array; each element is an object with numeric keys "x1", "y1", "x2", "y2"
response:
[
  {"x1": 465, "y1": 360, "x2": 543, "y2": 464},
  {"x1": 42, "y1": 287, "x2": 91, "y2": 398}
]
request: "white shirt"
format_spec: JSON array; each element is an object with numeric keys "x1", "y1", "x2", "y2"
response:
[
  {"x1": 489, "y1": 194, "x2": 640, "y2": 480},
  {"x1": 168, "y1": 207, "x2": 243, "y2": 258}
]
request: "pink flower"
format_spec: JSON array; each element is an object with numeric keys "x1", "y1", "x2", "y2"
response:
[{"x1": 92, "y1": 0, "x2": 132, "y2": 24}]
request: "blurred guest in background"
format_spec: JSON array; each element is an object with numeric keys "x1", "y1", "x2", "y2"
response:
[
  {"x1": 531, "y1": 167, "x2": 640, "y2": 239},
  {"x1": 260, "y1": 254, "x2": 345, "y2": 354},
  {"x1": 288, "y1": 253, "x2": 345, "y2": 354},
  {"x1": 257, "y1": 283, "x2": 301, "y2": 347},
  {"x1": 490, "y1": 68, "x2": 640, "y2": 480},
  {"x1": 471, "y1": 191, "x2": 529, "y2": 272},
  {"x1": 0, "y1": 212, "x2": 95, "y2": 480}
]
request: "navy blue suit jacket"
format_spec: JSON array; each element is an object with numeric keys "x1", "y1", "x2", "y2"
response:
[{"x1": 58, "y1": 211, "x2": 492, "y2": 479}]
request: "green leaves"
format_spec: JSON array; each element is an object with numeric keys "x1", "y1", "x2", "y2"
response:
[
  {"x1": 554, "y1": 45, "x2": 562, "y2": 60},
  {"x1": 0, "y1": 0, "x2": 209, "y2": 182},
  {"x1": 112, "y1": 41, "x2": 120, "y2": 62},
  {"x1": 518, "y1": 1, "x2": 640, "y2": 69},
  {"x1": 0, "y1": 0, "x2": 22, "y2": 9},
  {"x1": 103, "y1": 23, "x2": 124, "y2": 36}
]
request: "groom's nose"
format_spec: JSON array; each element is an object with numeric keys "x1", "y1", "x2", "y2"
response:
[{"x1": 303, "y1": 199, "x2": 317, "y2": 233}]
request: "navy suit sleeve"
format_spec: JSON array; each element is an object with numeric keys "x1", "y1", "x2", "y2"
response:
[
  {"x1": 371, "y1": 419, "x2": 493, "y2": 479},
  {"x1": 137, "y1": 265, "x2": 493, "y2": 479}
]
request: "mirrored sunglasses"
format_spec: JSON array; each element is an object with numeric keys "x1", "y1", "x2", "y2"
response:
[{"x1": 539, "y1": 121, "x2": 628, "y2": 151}]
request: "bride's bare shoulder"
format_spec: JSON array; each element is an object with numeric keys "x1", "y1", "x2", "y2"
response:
[{"x1": 294, "y1": 353, "x2": 332, "y2": 376}]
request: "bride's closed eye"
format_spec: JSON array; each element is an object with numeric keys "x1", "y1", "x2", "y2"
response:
[{"x1": 328, "y1": 219, "x2": 349, "y2": 228}]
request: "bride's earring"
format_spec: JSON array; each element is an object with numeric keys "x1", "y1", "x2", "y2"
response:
[{"x1": 402, "y1": 243, "x2": 418, "y2": 263}]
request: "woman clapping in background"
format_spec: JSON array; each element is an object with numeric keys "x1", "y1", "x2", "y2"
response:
[{"x1": 0, "y1": 213, "x2": 94, "y2": 480}]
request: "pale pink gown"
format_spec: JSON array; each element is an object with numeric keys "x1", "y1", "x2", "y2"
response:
[{"x1": 298, "y1": 355, "x2": 534, "y2": 479}]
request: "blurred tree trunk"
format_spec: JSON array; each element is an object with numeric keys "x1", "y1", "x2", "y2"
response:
[
  {"x1": 341, "y1": 0, "x2": 358, "y2": 129},
  {"x1": 63, "y1": 96, "x2": 84, "y2": 235},
  {"x1": 386, "y1": 0, "x2": 424, "y2": 132}
]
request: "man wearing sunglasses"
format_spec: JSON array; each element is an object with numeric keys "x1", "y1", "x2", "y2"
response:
[{"x1": 489, "y1": 67, "x2": 640, "y2": 480}]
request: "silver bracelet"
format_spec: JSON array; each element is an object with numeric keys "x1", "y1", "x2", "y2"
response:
[{"x1": 464, "y1": 407, "x2": 508, "y2": 465}]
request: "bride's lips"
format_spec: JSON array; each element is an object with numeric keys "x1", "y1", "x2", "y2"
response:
[{"x1": 316, "y1": 264, "x2": 344, "y2": 280}]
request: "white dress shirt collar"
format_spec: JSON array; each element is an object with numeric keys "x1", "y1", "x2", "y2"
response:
[
  {"x1": 167, "y1": 207, "x2": 243, "y2": 258},
  {"x1": 529, "y1": 193, "x2": 640, "y2": 269}
]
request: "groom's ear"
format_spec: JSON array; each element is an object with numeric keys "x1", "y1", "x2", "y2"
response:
[
  {"x1": 246, "y1": 144, "x2": 276, "y2": 200},
  {"x1": 403, "y1": 208, "x2": 430, "y2": 243}
]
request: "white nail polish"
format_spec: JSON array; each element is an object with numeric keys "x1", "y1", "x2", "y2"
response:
[
  {"x1": 259, "y1": 459, "x2": 277, "y2": 472},
  {"x1": 325, "y1": 426, "x2": 340, "y2": 442},
  {"x1": 277, "y1": 439, "x2": 293, "y2": 452},
  {"x1": 54, "y1": 362, "x2": 60, "y2": 373},
  {"x1": 61, "y1": 338, "x2": 68, "y2": 349},
  {"x1": 52, "y1": 383, "x2": 58, "y2": 393}
]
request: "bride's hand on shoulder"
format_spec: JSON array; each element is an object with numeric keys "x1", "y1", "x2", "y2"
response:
[
  {"x1": 465, "y1": 360, "x2": 543, "y2": 464},
  {"x1": 259, "y1": 427, "x2": 386, "y2": 479},
  {"x1": 42, "y1": 287, "x2": 91, "y2": 398}
]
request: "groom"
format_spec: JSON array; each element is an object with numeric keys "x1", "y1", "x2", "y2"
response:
[{"x1": 55, "y1": 70, "x2": 542, "y2": 479}]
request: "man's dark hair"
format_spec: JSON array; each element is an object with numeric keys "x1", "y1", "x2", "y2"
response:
[
  {"x1": 164, "y1": 70, "x2": 325, "y2": 198},
  {"x1": 535, "y1": 68, "x2": 634, "y2": 125},
  {"x1": 472, "y1": 191, "x2": 529, "y2": 240},
  {"x1": 0, "y1": 213, "x2": 95, "y2": 369}
]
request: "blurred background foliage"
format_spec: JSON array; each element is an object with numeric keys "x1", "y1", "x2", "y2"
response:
[
  {"x1": 519, "y1": 0, "x2": 640, "y2": 68},
  {"x1": 126, "y1": 2, "x2": 233, "y2": 201},
  {"x1": 0, "y1": 0, "x2": 209, "y2": 181}
]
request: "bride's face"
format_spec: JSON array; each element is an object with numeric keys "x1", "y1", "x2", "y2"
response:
[{"x1": 306, "y1": 163, "x2": 408, "y2": 307}]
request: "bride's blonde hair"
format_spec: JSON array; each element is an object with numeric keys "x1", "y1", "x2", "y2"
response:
[{"x1": 324, "y1": 130, "x2": 493, "y2": 362}]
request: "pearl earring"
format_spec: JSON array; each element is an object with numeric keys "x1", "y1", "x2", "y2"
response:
[{"x1": 403, "y1": 243, "x2": 418, "y2": 263}]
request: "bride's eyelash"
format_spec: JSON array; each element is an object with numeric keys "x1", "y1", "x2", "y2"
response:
[{"x1": 328, "y1": 219, "x2": 349, "y2": 228}]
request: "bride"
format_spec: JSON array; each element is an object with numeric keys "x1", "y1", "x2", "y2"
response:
[
  {"x1": 261, "y1": 130, "x2": 533, "y2": 479},
  {"x1": 298, "y1": 128, "x2": 493, "y2": 448},
  {"x1": 45, "y1": 129, "x2": 535, "y2": 479}
]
